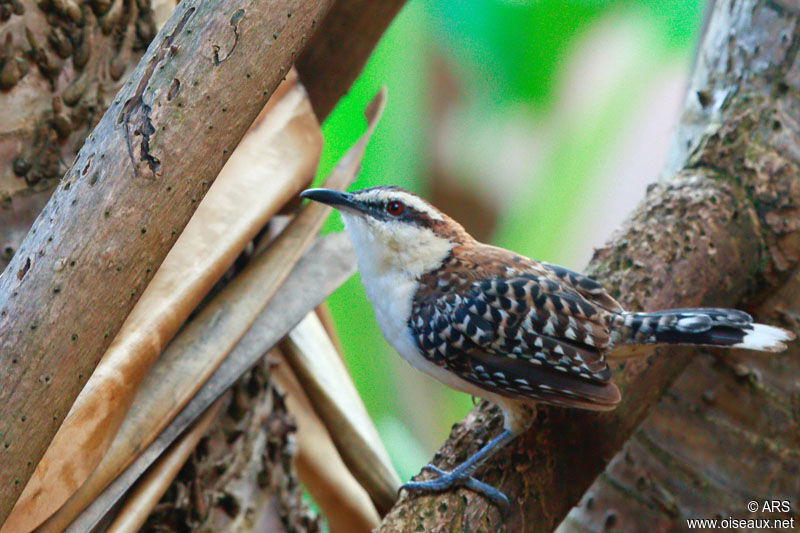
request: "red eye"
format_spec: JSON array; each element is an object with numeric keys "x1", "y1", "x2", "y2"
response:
[{"x1": 387, "y1": 201, "x2": 404, "y2": 216}]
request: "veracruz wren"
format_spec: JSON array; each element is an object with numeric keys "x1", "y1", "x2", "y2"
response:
[{"x1": 300, "y1": 185, "x2": 795, "y2": 509}]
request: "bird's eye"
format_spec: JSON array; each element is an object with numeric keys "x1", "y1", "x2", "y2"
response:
[{"x1": 387, "y1": 201, "x2": 404, "y2": 216}]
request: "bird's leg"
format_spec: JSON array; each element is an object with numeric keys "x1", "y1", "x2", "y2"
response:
[{"x1": 400, "y1": 428, "x2": 517, "y2": 510}]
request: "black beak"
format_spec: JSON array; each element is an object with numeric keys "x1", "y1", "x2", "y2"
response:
[{"x1": 300, "y1": 188, "x2": 360, "y2": 211}]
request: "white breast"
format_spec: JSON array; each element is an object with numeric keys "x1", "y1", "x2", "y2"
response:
[
  {"x1": 340, "y1": 213, "x2": 489, "y2": 397},
  {"x1": 359, "y1": 264, "x2": 488, "y2": 397},
  {"x1": 342, "y1": 215, "x2": 423, "y2": 366},
  {"x1": 360, "y1": 269, "x2": 420, "y2": 362}
]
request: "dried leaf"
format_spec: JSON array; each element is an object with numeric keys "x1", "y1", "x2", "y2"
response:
[
  {"x1": 67, "y1": 233, "x2": 356, "y2": 532},
  {"x1": 46, "y1": 90, "x2": 386, "y2": 532},
  {"x1": 283, "y1": 314, "x2": 401, "y2": 514},
  {"x1": 315, "y1": 303, "x2": 347, "y2": 362},
  {"x1": 105, "y1": 400, "x2": 224, "y2": 533},
  {"x1": 4, "y1": 72, "x2": 321, "y2": 533},
  {"x1": 272, "y1": 347, "x2": 381, "y2": 532}
]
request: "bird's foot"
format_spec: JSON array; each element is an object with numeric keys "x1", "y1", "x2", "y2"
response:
[{"x1": 400, "y1": 464, "x2": 510, "y2": 513}]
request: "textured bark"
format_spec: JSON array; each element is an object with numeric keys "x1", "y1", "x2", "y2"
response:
[
  {"x1": 0, "y1": 0, "x2": 334, "y2": 521},
  {"x1": 0, "y1": 0, "x2": 407, "y2": 276},
  {"x1": 295, "y1": 0, "x2": 407, "y2": 120},
  {"x1": 558, "y1": 2, "x2": 800, "y2": 530},
  {"x1": 141, "y1": 359, "x2": 320, "y2": 532},
  {"x1": 0, "y1": 0, "x2": 157, "y2": 272},
  {"x1": 377, "y1": 1, "x2": 800, "y2": 531},
  {"x1": 559, "y1": 288, "x2": 800, "y2": 532}
]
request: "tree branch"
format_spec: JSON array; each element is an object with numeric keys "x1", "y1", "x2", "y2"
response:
[
  {"x1": 562, "y1": 0, "x2": 800, "y2": 526},
  {"x1": 377, "y1": 1, "x2": 800, "y2": 530},
  {"x1": 296, "y1": 0, "x2": 407, "y2": 120},
  {"x1": 0, "y1": 0, "x2": 335, "y2": 521},
  {"x1": 561, "y1": 281, "x2": 800, "y2": 531},
  {"x1": 0, "y1": 0, "x2": 158, "y2": 273}
]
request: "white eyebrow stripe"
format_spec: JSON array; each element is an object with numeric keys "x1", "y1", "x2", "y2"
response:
[{"x1": 357, "y1": 189, "x2": 444, "y2": 221}]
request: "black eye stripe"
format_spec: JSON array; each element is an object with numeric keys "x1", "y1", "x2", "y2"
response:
[{"x1": 359, "y1": 197, "x2": 435, "y2": 227}]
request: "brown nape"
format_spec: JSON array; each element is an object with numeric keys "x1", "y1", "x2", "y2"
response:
[{"x1": 428, "y1": 212, "x2": 474, "y2": 244}]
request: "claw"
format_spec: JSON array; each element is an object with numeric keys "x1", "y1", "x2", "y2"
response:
[
  {"x1": 400, "y1": 463, "x2": 510, "y2": 513},
  {"x1": 399, "y1": 429, "x2": 517, "y2": 513},
  {"x1": 420, "y1": 464, "x2": 445, "y2": 475}
]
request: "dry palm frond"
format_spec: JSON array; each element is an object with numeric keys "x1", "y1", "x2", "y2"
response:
[
  {"x1": 272, "y1": 346, "x2": 381, "y2": 532},
  {"x1": 44, "y1": 89, "x2": 387, "y2": 532},
  {"x1": 3, "y1": 72, "x2": 321, "y2": 533},
  {"x1": 104, "y1": 399, "x2": 224, "y2": 533},
  {"x1": 66, "y1": 233, "x2": 356, "y2": 532},
  {"x1": 282, "y1": 313, "x2": 401, "y2": 514}
]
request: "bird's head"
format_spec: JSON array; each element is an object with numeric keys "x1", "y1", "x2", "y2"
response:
[{"x1": 301, "y1": 186, "x2": 469, "y2": 278}]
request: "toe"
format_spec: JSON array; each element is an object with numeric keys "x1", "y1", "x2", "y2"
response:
[
  {"x1": 464, "y1": 477, "x2": 510, "y2": 513},
  {"x1": 421, "y1": 464, "x2": 446, "y2": 475},
  {"x1": 400, "y1": 469, "x2": 510, "y2": 513}
]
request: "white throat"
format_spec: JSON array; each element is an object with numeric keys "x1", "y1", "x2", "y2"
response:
[
  {"x1": 339, "y1": 211, "x2": 453, "y2": 370},
  {"x1": 340, "y1": 212, "x2": 453, "y2": 281}
]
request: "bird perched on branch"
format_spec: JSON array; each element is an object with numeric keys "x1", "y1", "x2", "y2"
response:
[{"x1": 300, "y1": 185, "x2": 795, "y2": 510}]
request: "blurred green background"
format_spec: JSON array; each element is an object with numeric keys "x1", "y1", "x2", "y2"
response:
[{"x1": 311, "y1": 0, "x2": 704, "y2": 481}]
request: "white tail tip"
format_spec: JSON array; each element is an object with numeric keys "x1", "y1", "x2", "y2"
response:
[{"x1": 734, "y1": 323, "x2": 796, "y2": 352}]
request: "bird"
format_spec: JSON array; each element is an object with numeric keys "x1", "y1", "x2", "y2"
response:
[{"x1": 299, "y1": 185, "x2": 795, "y2": 510}]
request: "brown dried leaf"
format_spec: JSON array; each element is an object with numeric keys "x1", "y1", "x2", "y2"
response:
[
  {"x1": 272, "y1": 347, "x2": 381, "y2": 532},
  {"x1": 282, "y1": 314, "x2": 401, "y2": 514},
  {"x1": 315, "y1": 303, "x2": 347, "y2": 362},
  {"x1": 3, "y1": 73, "x2": 321, "y2": 533},
  {"x1": 67, "y1": 233, "x2": 356, "y2": 532},
  {"x1": 151, "y1": 0, "x2": 179, "y2": 30},
  {"x1": 39, "y1": 89, "x2": 386, "y2": 532},
  {"x1": 104, "y1": 399, "x2": 224, "y2": 533}
]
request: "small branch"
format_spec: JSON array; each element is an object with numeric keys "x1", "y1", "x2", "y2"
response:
[{"x1": 296, "y1": 0, "x2": 407, "y2": 120}]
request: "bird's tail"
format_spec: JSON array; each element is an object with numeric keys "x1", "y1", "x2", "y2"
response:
[{"x1": 611, "y1": 308, "x2": 795, "y2": 352}]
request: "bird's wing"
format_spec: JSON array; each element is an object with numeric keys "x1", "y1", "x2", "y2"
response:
[
  {"x1": 410, "y1": 273, "x2": 621, "y2": 410},
  {"x1": 539, "y1": 262, "x2": 624, "y2": 313},
  {"x1": 470, "y1": 244, "x2": 624, "y2": 314}
]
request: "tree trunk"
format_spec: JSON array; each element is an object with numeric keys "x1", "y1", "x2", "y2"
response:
[
  {"x1": 0, "y1": 0, "x2": 335, "y2": 521},
  {"x1": 377, "y1": 0, "x2": 800, "y2": 531},
  {"x1": 559, "y1": 280, "x2": 800, "y2": 532},
  {"x1": 0, "y1": 0, "x2": 158, "y2": 272},
  {"x1": 558, "y1": 2, "x2": 800, "y2": 528},
  {"x1": 295, "y1": 0, "x2": 406, "y2": 120}
]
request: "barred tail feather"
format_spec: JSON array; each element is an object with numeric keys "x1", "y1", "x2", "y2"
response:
[{"x1": 614, "y1": 308, "x2": 795, "y2": 353}]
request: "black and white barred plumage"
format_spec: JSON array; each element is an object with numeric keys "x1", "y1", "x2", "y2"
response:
[
  {"x1": 410, "y1": 246, "x2": 792, "y2": 411},
  {"x1": 410, "y1": 260, "x2": 618, "y2": 410},
  {"x1": 302, "y1": 184, "x2": 795, "y2": 507}
]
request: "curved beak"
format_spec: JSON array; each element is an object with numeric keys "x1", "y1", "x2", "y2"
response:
[{"x1": 300, "y1": 188, "x2": 361, "y2": 211}]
